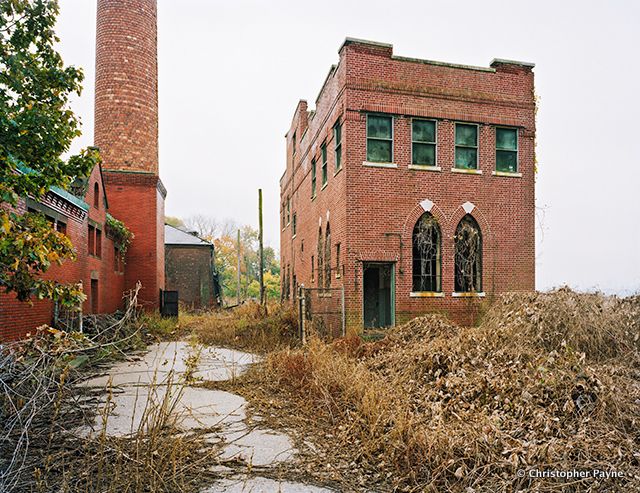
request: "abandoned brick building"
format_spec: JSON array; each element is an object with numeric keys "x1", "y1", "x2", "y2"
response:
[
  {"x1": 164, "y1": 225, "x2": 221, "y2": 309},
  {"x1": 1, "y1": 0, "x2": 164, "y2": 340},
  {"x1": 280, "y1": 38, "x2": 535, "y2": 330}
]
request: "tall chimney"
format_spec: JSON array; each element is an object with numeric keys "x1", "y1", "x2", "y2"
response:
[{"x1": 95, "y1": 0, "x2": 165, "y2": 309}]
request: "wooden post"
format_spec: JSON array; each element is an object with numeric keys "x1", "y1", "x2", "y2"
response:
[
  {"x1": 258, "y1": 189, "x2": 265, "y2": 305},
  {"x1": 236, "y1": 229, "x2": 241, "y2": 305}
]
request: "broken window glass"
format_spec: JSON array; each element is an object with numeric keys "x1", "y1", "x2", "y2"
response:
[
  {"x1": 454, "y1": 215, "x2": 482, "y2": 292},
  {"x1": 367, "y1": 115, "x2": 393, "y2": 162},
  {"x1": 496, "y1": 127, "x2": 518, "y2": 172},
  {"x1": 412, "y1": 213, "x2": 441, "y2": 292}
]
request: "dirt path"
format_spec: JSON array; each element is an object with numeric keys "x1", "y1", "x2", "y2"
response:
[{"x1": 79, "y1": 340, "x2": 335, "y2": 493}]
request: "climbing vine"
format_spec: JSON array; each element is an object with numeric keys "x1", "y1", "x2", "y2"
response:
[{"x1": 105, "y1": 215, "x2": 134, "y2": 254}]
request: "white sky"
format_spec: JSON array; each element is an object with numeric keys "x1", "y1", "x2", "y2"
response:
[{"x1": 56, "y1": 0, "x2": 640, "y2": 295}]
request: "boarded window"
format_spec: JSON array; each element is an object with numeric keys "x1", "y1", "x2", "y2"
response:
[
  {"x1": 366, "y1": 115, "x2": 392, "y2": 163},
  {"x1": 412, "y1": 213, "x2": 441, "y2": 292},
  {"x1": 454, "y1": 215, "x2": 482, "y2": 292},
  {"x1": 334, "y1": 121, "x2": 342, "y2": 171},
  {"x1": 412, "y1": 120, "x2": 436, "y2": 166},
  {"x1": 455, "y1": 123, "x2": 478, "y2": 169},
  {"x1": 496, "y1": 127, "x2": 518, "y2": 172}
]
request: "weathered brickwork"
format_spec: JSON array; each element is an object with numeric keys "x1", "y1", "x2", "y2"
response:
[
  {"x1": 95, "y1": 0, "x2": 165, "y2": 309},
  {"x1": 165, "y1": 246, "x2": 216, "y2": 309},
  {"x1": 1, "y1": 0, "x2": 164, "y2": 340},
  {"x1": 280, "y1": 39, "x2": 536, "y2": 329},
  {"x1": 0, "y1": 166, "x2": 126, "y2": 341}
]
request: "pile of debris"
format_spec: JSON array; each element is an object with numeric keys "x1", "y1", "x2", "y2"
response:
[{"x1": 263, "y1": 288, "x2": 640, "y2": 491}]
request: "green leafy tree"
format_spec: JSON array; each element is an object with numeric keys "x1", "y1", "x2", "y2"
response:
[{"x1": 0, "y1": 0, "x2": 99, "y2": 305}]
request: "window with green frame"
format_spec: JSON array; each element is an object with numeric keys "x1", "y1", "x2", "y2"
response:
[
  {"x1": 333, "y1": 121, "x2": 342, "y2": 170},
  {"x1": 321, "y1": 143, "x2": 328, "y2": 186},
  {"x1": 412, "y1": 119, "x2": 436, "y2": 166},
  {"x1": 455, "y1": 123, "x2": 478, "y2": 169},
  {"x1": 366, "y1": 114, "x2": 392, "y2": 163},
  {"x1": 311, "y1": 158, "x2": 317, "y2": 197},
  {"x1": 292, "y1": 213, "x2": 297, "y2": 236},
  {"x1": 496, "y1": 127, "x2": 518, "y2": 172}
]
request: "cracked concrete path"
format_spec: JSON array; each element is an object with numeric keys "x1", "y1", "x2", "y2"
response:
[{"x1": 78, "y1": 340, "x2": 334, "y2": 493}]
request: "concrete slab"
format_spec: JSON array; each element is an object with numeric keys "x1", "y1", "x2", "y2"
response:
[{"x1": 201, "y1": 476, "x2": 334, "y2": 493}]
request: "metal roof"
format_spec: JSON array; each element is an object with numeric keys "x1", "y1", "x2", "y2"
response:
[{"x1": 164, "y1": 224, "x2": 212, "y2": 246}]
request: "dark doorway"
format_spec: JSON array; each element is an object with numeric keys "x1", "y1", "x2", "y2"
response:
[
  {"x1": 90, "y1": 279, "x2": 99, "y2": 314},
  {"x1": 363, "y1": 262, "x2": 395, "y2": 329}
]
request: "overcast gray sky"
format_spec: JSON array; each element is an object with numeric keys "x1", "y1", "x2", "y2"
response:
[{"x1": 56, "y1": 0, "x2": 639, "y2": 295}]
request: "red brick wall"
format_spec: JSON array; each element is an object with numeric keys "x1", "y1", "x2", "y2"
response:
[
  {"x1": 95, "y1": 0, "x2": 165, "y2": 309},
  {"x1": 165, "y1": 245, "x2": 216, "y2": 308},
  {"x1": 280, "y1": 39, "x2": 536, "y2": 329},
  {"x1": 0, "y1": 166, "x2": 127, "y2": 341}
]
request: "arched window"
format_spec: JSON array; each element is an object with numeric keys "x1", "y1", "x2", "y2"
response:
[
  {"x1": 412, "y1": 212, "x2": 441, "y2": 292},
  {"x1": 94, "y1": 182, "x2": 100, "y2": 209},
  {"x1": 324, "y1": 223, "x2": 331, "y2": 288},
  {"x1": 454, "y1": 215, "x2": 482, "y2": 292},
  {"x1": 317, "y1": 227, "x2": 323, "y2": 287}
]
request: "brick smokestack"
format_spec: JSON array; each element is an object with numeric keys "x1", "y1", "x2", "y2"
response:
[
  {"x1": 95, "y1": 0, "x2": 166, "y2": 309},
  {"x1": 95, "y1": 0, "x2": 158, "y2": 173}
]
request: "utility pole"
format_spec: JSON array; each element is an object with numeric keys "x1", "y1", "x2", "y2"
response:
[
  {"x1": 236, "y1": 228, "x2": 241, "y2": 306},
  {"x1": 258, "y1": 188, "x2": 265, "y2": 305}
]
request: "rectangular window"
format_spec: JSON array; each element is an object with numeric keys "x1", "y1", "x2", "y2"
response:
[
  {"x1": 56, "y1": 221, "x2": 67, "y2": 236},
  {"x1": 321, "y1": 143, "x2": 328, "y2": 186},
  {"x1": 412, "y1": 120, "x2": 436, "y2": 166},
  {"x1": 96, "y1": 229, "x2": 102, "y2": 259},
  {"x1": 311, "y1": 158, "x2": 317, "y2": 197},
  {"x1": 455, "y1": 123, "x2": 478, "y2": 169},
  {"x1": 366, "y1": 114, "x2": 393, "y2": 163},
  {"x1": 335, "y1": 243, "x2": 341, "y2": 278},
  {"x1": 311, "y1": 255, "x2": 315, "y2": 282},
  {"x1": 292, "y1": 213, "x2": 297, "y2": 236},
  {"x1": 88, "y1": 225, "x2": 95, "y2": 255},
  {"x1": 286, "y1": 197, "x2": 290, "y2": 225},
  {"x1": 333, "y1": 121, "x2": 342, "y2": 171},
  {"x1": 292, "y1": 131, "x2": 296, "y2": 156},
  {"x1": 496, "y1": 127, "x2": 518, "y2": 173}
]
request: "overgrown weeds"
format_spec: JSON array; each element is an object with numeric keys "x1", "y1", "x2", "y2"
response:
[
  {"x1": 244, "y1": 288, "x2": 640, "y2": 491},
  {"x1": 182, "y1": 301, "x2": 298, "y2": 353}
]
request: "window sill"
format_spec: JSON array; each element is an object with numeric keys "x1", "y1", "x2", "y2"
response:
[
  {"x1": 311, "y1": 194, "x2": 316, "y2": 201},
  {"x1": 292, "y1": 234, "x2": 297, "y2": 240},
  {"x1": 452, "y1": 292, "x2": 486, "y2": 298},
  {"x1": 492, "y1": 170, "x2": 522, "y2": 177},
  {"x1": 321, "y1": 183, "x2": 328, "y2": 191},
  {"x1": 333, "y1": 167, "x2": 342, "y2": 177},
  {"x1": 451, "y1": 168, "x2": 482, "y2": 175},
  {"x1": 363, "y1": 161, "x2": 398, "y2": 169},
  {"x1": 409, "y1": 164, "x2": 441, "y2": 172},
  {"x1": 410, "y1": 291, "x2": 444, "y2": 298},
  {"x1": 318, "y1": 292, "x2": 333, "y2": 298}
]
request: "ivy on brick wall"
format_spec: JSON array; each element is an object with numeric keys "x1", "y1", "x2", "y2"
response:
[{"x1": 105, "y1": 215, "x2": 134, "y2": 255}]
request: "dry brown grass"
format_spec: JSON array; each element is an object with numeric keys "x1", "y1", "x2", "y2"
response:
[
  {"x1": 181, "y1": 301, "x2": 298, "y2": 353},
  {"x1": 243, "y1": 288, "x2": 640, "y2": 492}
]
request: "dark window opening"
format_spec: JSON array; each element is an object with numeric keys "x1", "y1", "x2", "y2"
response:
[
  {"x1": 88, "y1": 225, "x2": 95, "y2": 255},
  {"x1": 94, "y1": 182, "x2": 100, "y2": 209},
  {"x1": 335, "y1": 242, "x2": 341, "y2": 278},
  {"x1": 412, "y1": 119, "x2": 436, "y2": 166},
  {"x1": 95, "y1": 229, "x2": 102, "y2": 259},
  {"x1": 496, "y1": 127, "x2": 518, "y2": 173},
  {"x1": 412, "y1": 212, "x2": 441, "y2": 292},
  {"x1": 366, "y1": 114, "x2": 393, "y2": 163},
  {"x1": 321, "y1": 143, "x2": 328, "y2": 187},
  {"x1": 292, "y1": 213, "x2": 297, "y2": 236},
  {"x1": 334, "y1": 121, "x2": 342, "y2": 171},
  {"x1": 324, "y1": 223, "x2": 331, "y2": 288},
  {"x1": 317, "y1": 227, "x2": 323, "y2": 288},
  {"x1": 311, "y1": 158, "x2": 317, "y2": 197},
  {"x1": 454, "y1": 215, "x2": 482, "y2": 292},
  {"x1": 455, "y1": 123, "x2": 478, "y2": 169}
]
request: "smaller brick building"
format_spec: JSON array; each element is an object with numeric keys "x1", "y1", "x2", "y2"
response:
[
  {"x1": 280, "y1": 38, "x2": 536, "y2": 330},
  {"x1": 0, "y1": 165, "x2": 127, "y2": 341},
  {"x1": 164, "y1": 225, "x2": 220, "y2": 309}
]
